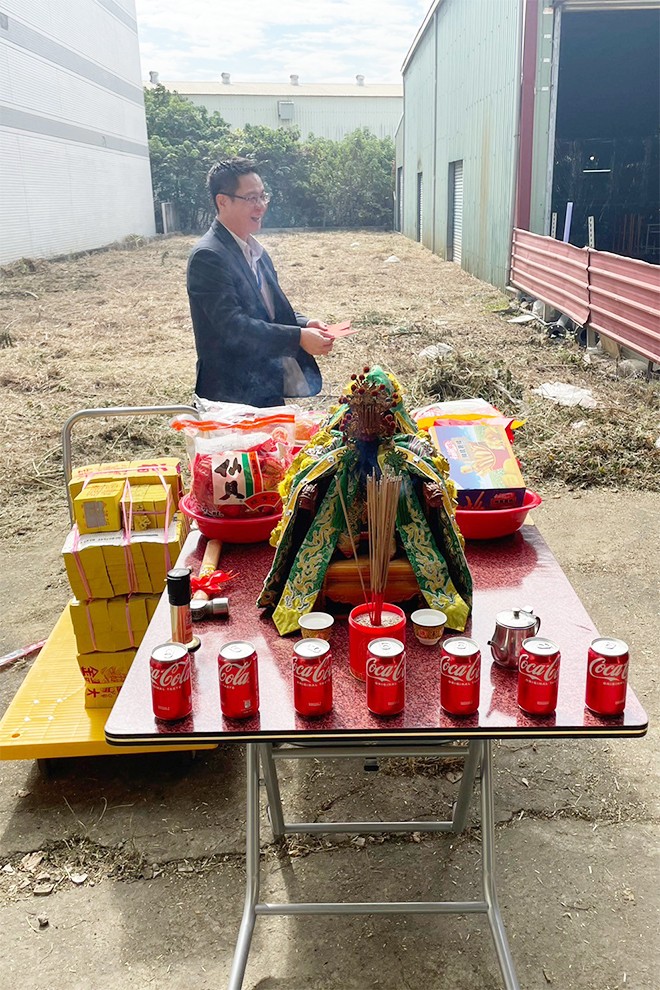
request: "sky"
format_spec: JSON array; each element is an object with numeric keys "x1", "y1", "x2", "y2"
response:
[{"x1": 134, "y1": 0, "x2": 430, "y2": 84}]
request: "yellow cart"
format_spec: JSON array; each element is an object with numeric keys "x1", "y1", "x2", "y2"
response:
[{"x1": 0, "y1": 405, "x2": 216, "y2": 766}]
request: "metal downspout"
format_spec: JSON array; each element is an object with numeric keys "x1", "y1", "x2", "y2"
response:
[
  {"x1": 431, "y1": 7, "x2": 439, "y2": 254},
  {"x1": 505, "y1": 0, "x2": 527, "y2": 285},
  {"x1": 544, "y1": 5, "x2": 562, "y2": 233}
]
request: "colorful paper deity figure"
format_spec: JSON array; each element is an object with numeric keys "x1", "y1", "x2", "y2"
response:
[{"x1": 258, "y1": 367, "x2": 472, "y2": 635}]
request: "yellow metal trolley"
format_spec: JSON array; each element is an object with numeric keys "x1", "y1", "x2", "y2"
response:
[{"x1": 0, "y1": 405, "x2": 216, "y2": 765}]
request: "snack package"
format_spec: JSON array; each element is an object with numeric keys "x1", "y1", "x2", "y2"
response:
[
  {"x1": 192, "y1": 400, "x2": 323, "y2": 445},
  {"x1": 413, "y1": 399, "x2": 525, "y2": 440},
  {"x1": 172, "y1": 416, "x2": 294, "y2": 518},
  {"x1": 431, "y1": 423, "x2": 526, "y2": 509}
]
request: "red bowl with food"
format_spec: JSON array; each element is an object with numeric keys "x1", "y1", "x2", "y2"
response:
[
  {"x1": 455, "y1": 490, "x2": 542, "y2": 540},
  {"x1": 180, "y1": 494, "x2": 281, "y2": 543}
]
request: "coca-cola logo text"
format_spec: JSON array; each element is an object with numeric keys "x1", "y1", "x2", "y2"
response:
[
  {"x1": 151, "y1": 660, "x2": 191, "y2": 689},
  {"x1": 441, "y1": 656, "x2": 480, "y2": 683},
  {"x1": 219, "y1": 660, "x2": 252, "y2": 687},
  {"x1": 294, "y1": 656, "x2": 332, "y2": 685},
  {"x1": 588, "y1": 658, "x2": 628, "y2": 681},
  {"x1": 366, "y1": 655, "x2": 405, "y2": 683},
  {"x1": 519, "y1": 655, "x2": 560, "y2": 683}
]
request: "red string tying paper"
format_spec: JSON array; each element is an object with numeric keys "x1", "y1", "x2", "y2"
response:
[
  {"x1": 84, "y1": 603, "x2": 98, "y2": 652},
  {"x1": 120, "y1": 480, "x2": 139, "y2": 593},
  {"x1": 71, "y1": 525, "x2": 94, "y2": 600},
  {"x1": 125, "y1": 597, "x2": 135, "y2": 648},
  {"x1": 190, "y1": 569, "x2": 238, "y2": 596}
]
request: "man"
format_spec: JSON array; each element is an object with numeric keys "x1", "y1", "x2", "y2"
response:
[{"x1": 187, "y1": 157, "x2": 333, "y2": 406}]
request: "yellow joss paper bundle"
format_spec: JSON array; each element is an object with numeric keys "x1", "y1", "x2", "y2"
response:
[
  {"x1": 77, "y1": 645, "x2": 137, "y2": 708},
  {"x1": 62, "y1": 512, "x2": 189, "y2": 600},
  {"x1": 70, "y1": 594, "x2": 159, "y2": 654},
  {"x1": 69, "y1": 458, "x2": 183, "y2": 508}
]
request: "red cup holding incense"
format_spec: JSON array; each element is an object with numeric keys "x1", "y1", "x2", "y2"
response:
[{"x1": 348, "y1": 602, "x2": 406, "y2": 681}]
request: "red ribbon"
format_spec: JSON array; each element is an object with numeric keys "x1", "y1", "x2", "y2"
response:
[{"x1": 190, "y1": 569, "x2": 238, "y2": 595}]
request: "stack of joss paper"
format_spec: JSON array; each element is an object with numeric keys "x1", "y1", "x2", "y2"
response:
[{"x1": 62, "y1": 459, "x2": 188, "y2": 707}]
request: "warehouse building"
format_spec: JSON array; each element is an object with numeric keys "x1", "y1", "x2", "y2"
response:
[
  {"x1": 149, "y1": 74, "x2": 403, "y2": 142},
  {"x1": 396, "y1": 0, "x2": 660, "y2": 288},
  {"x1": 1, "y1": 0, "x2": 155, "y2": 265}
]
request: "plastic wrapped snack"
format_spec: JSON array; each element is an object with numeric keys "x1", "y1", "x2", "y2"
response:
[{"x1": 171, "y1": 417, "x2": 294, "y2": 518}]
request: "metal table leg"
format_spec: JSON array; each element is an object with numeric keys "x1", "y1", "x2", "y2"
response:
[
  {"x1": 480, "y1": 740, "x2": 521, "y2": 990},
  {"x1": 227, "y1": 745, "x2": 260, "y2": 990},
  {"x1": 227, "y1": 739, "x2": 520, "y2": 990},
  {"x1": 451, "y1": 738, "x2": 481, "y2": 832},
  {"x1": 259, "y1": 743, "x2": 285, "y2": 840}
]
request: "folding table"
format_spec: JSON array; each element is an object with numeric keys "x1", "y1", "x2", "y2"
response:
[{"x1": 106, "y1": 526, "x2": 647, "y2": 990}]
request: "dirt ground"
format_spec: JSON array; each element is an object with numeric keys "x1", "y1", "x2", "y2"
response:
[{"x1": 0, "y1": 231, "x2": 658, "y2": 989}]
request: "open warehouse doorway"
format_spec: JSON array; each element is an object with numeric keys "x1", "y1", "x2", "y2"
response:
[{"x1": 551, "y1": 6, "x2": 659, "y2": 263}]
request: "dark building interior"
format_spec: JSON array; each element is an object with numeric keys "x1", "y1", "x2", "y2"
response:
[{"x1": 552, "y1": 8, "x2": 660, "y2": 262}]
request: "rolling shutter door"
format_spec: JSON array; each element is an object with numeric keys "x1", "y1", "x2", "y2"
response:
[{"x1": 452, "y1": 161, "x2": 463, "y2": 265}]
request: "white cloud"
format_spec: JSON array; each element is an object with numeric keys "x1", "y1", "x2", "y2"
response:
[{"x1": 135, "y1": 0, "x2": 429, "y2": 82}]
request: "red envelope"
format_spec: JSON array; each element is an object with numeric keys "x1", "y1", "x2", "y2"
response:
[{"x1": 325, "y1": 321, "x2": 358, "y2": 338}]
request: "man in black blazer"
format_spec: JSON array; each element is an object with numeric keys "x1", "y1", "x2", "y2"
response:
[{"x1": 187, "y1": 157, "x2": 333, "y2": 407}]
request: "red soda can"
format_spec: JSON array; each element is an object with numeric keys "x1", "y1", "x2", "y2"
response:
[
  {"x1": 293, "y1": 639, "x2": 333, "y2": 716},
  {"x1": 366, "y1": 638, "x2": 405, "y2": 716},
  {"x1": 150, "y1": 642, "x2": 192, "y2": 721},
  {"x1": 218, "y1": 641, "x2": 259, "y2": 719},
  {"x1": 440, "y1": 637, "x2": 481, "y2": 716},
  {"x1": 585, "y1": 637, "x2": 629, "y2": 716},
  {"x1": 517, "y1": 637, "x2": 561, "y2": 715}
]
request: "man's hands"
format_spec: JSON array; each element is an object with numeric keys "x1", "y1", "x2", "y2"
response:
[{"x1": 300, "y1": 321, "x2": 334, "y2": 356}]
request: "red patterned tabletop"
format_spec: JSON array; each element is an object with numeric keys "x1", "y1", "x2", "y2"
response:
[{"x1": 105, "y1": 526, "x2": 648, "y2": 745}]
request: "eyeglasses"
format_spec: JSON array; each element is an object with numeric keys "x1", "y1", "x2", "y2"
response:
[{"x1": 227, "y1": 192, "x2": 271, "y2": 206}]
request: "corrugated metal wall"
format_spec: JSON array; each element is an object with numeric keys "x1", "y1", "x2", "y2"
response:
[
  {"x1": 182, "y1": 94, "x2": 403, "y2": 142},
  {"x1": 0, "y1": 0, "x2": 155, "y2": 265},
  {"x1": 401, "y1": 24, "x2": 436, "y2": 251},
  {"x1": 399, "y1": 0, "x2": 522, "y2": 287}
]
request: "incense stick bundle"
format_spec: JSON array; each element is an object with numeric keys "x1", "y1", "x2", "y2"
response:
[{"x1": 366, "y1": 471, "x2": 402, "y2": 624}]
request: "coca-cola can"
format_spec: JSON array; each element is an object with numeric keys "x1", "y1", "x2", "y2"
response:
[
  {"x1": 585, "y1": 637, "x2": 629, "y2": 716},
  {"x1": 517, "y1": 637, "x2": 560, "y2": 715},
  {"x1": 366, "y1": 638, "x2": 405, "y2": 716},
  {"x1": 440, "y1": 637, "x2": 481, "y2": 716},
  {"x1": 218, "y1": 641, "x2": 259, "y2": 719},
  {"x1": 150, "y1": 642, "x2": 193, "y2": 721},
  {"x1": 293, "y1": 639, "x2": 333, "y2": 717}
]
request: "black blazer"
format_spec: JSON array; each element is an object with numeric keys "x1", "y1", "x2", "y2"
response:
[{"x1": 187, "y1": 220, "x2": 322, "y2": 406}]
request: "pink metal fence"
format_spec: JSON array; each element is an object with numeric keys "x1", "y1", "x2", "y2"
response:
[
  {"x1": 588, "y1": 252, "x2": 660, "y2": 365},
  {"x1": 510, "y1": 229, "x2": 660, "y2": 362},
  {"x1": 510, "y1": 229, "x2": 590, "y2": 326}
]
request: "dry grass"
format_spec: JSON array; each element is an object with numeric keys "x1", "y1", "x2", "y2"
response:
[{"x1": 1, "y1": 229, "x2": 658, "y2": 548}]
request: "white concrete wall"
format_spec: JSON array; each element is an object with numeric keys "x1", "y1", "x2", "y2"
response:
[{"x1": 0, "y1": 0, "x2": 155, "y2": 264}]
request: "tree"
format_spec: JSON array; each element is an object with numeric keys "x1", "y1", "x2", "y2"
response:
[
  {"x1": 304, "y1": 129, "x2": 395, "y2": 228},
  {"x1": 229, "y1": 125, "x2": 311, "y2": 227},
  {"x1": 144, "y1": 86, "x2": 231, "y2": 231},
  {"x1": 144, "y1": 86, "x2": 395, "y2": 232}
]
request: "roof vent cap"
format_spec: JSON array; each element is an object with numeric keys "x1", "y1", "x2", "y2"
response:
[
  {"x1": 356, "y1": 74, "x2": 365, "y2": 86},
  {"x1": 149, "y1": 70, "x2": 159, "y2": 85},
  {"x1": 221, "y1": 72, "x2": 231, "y2": 84},
  {"x1": 290, "y1": 74, "x2": 299, "y2": 86}
]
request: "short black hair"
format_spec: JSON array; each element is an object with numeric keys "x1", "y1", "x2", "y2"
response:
[{"x1": 207, "y1": 157, "x2": 259, "y2": 208}]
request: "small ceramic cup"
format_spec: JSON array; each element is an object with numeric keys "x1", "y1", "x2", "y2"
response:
[
  {"x1": 298, "y1": 611, "x2": 335, "y2": 641},
  {"x1": 411, "y1": 608, "x2": 447, "y2": 646}
]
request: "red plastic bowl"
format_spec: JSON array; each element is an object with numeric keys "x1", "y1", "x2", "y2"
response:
[
  {"x1": 179, "y1": 494, "x2": 282, "y2": 543},
  {"x1": 455, "y1": 490, "x2": 542, "y2": 540}
]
